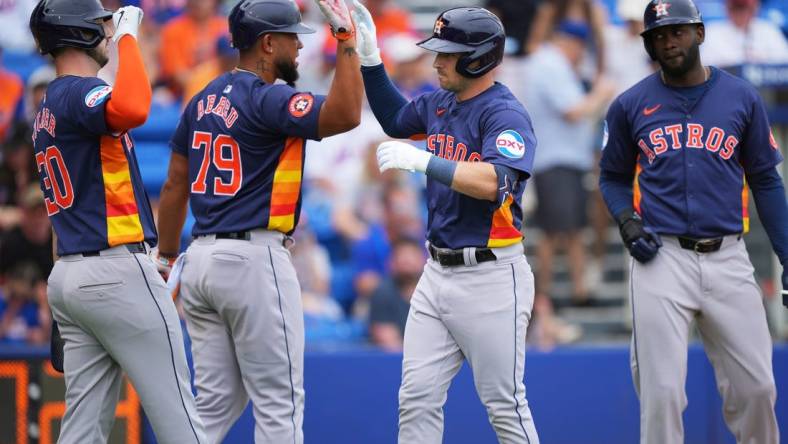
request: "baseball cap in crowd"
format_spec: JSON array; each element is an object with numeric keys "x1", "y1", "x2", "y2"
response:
[
  {"x1": 556, "y1": 20, "x2": 591, "y2": 41},
  {"x1": 26, "y1": 65, "x2": 56, "y2": 91}
]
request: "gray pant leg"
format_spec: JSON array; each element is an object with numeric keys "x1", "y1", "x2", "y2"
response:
[
  {"x1": 630, "y1": 243, "x2": 697, "y2": 444},
  {"x1": 181, "y1": 249, "x2": 248, "y2": 444},
  {"x1": 696, "y1": 241, "x2": 778, "y2": 444},
  {"x1": 50, "y1": 250, "x2": 207, "y2": 444},
  {"x1": 398, "y1": 262, "x2": 464, "y2": 444},
  {"x1": 185, "y1": 237, "x2": 305, "y2": 444},
  {"x1": 445, "y1": 256, "x2": 539, "y2": 444},
  {"x1": 48, "y1": 263, "x2": 124, "y2": 444}
]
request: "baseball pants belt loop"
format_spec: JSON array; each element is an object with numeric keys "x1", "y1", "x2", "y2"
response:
[
  {"x1": 427, "y1": 243, "x2": 496, "y2": 267},
  {"x1": 677, "y1": 236, "x2": 724, "y2": 253},
  {"x1": 201, "y1": 230, "x2": 292, "y2": 247},
  {"x1": 81, "y1": 242, "x2": 147, "y2": 257}
]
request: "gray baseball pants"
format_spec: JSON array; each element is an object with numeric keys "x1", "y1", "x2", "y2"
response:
[
  {"x1": 630, "y1": 235, "x2": 778, "y2": 444},
  {"x1": 179, "y1": 230, "x2": 304, "y2": 444},
  {"x1": 47, "y1": 244, "x2": 207, "y2": 444},
  {"x1": 399, "y1": 242, "x2": 539, "y2": 444}
]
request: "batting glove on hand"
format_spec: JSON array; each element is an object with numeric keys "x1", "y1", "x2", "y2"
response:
[
  {"x1": 617, "y1": 211, "x2": 662, "y2": 263},
  {"x1": 781, "y1": 267, "x2": 787, "y2": 308},
  {"x1": 316, "y1": 0, "x2": 354, "y2": 41},
  {"x1": 377, "y1": 141, "x2": 432, "y2": 174},
  {"x1": 113, "y1": 6, "x2": 143, "y2": 42},
  {"x1": 351, "y1": 0, "x2": 382, "y2": 66},
  {"x1": 150, "y1": 246, "x2": 176, "y2": 280}
]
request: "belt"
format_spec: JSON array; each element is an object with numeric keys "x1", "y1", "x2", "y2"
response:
[
  {"x1": 677, "y1": 236, "x2": 723, "y2": 253},
  {"x1": 82, "y1": 242, "x2": 146, "y2": 257},
  {"x1": 428, "y1": 244, "x2": 497, "y2": 267},
  {"x1": 213, "y1": 231, "x2": 251, "y2": 241}
]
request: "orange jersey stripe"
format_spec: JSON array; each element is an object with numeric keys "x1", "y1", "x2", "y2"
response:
[
  {"x1": 100, "y1": 136, "x2": 144, "y2": 246},
  {"x1": 267, "y1": 137, "x2": 304, "y2": 233},
  {"x1": 633, "y1": 163, "x2": 643, "y2": 215},
  {"x1": 741, "y1": 177, "x2": 750, "y2": 233},
  {"x1": 487, "y1": 194, "x2": 523, "y2": 248}
]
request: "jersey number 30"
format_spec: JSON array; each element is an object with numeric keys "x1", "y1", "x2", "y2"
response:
[
  {"x1": 190, "y1": 131, "x2": 242, "y2": 196},
  {"x1": 35, "y1": 146, "x2": 75, "y2": 216}
]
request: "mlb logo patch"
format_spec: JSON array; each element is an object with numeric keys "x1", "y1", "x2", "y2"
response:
[
  {"x1": 288, "y1": 93, "x2": 314, "y2": 118},
  {"x1": 84, "y1": 85, "x2": 112, "y2": 107},
  {"x1": 496, "y1": 130, "x2": 526, "y2": 159}
]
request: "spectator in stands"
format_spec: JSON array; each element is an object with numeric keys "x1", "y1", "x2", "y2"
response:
[
  {"x1": 703, "y1": 0, "x2": 788, "y2": 67},
  {"x1": 0, "y1": 49, "x2": 23, "y2": 142},
  {"x1": 368, "y1": 237, "x2": 425, "y2": 352},
  {"x1": 485, "y1": 0, "x2": 541, "y2": 56},
  {"x1": 158, "y1": 0, "x2": 227, "y2": 97},
  {"x1": 183, "y1": 35, "x2": 238, "y2": 104},
  {"x1": 0, "y1": 184, "x2": 53, "y2": 277},
  {"x1": 605, "y1": 0, "x2": 653, "y2": 93},
  {"x1": 527, "y1": 0, "x2": 609, "y2": 76},
  {"x1": 23, "y1": 64, "x2": 55, "y2": 125},
  {"x1": 382, "y1": 33, "x2": 436, "y2": 100},
  {"x1": 0, "y1": 262, "x2": 46, "y2": 345},
  {"x1": 0, "y1": 124, "x2": 36, "y2": 229},
  {"x1": 523, "y1": 21, "x2": 614, "y2": 323},
  {"x1": 0, "y1": 0, "x2": 37, "y2": 52}
]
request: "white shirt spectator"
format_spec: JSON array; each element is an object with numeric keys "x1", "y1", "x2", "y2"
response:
[
  {"x1": 605, "y1": 26, "x2": 653, "y2": 94},
  {"x1": 703, "y1": 18, "x2": 788, "y2": 67},
  {"x1": 0, "y1": 0, "x2": 37, "y2": 52}
]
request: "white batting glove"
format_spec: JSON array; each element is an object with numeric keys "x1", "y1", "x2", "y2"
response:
[
  {"x1": 315, "y1": 0, "x2": 354, "y2": 40},
  {"x1": 351, "y1": 0, "x2": 382, "y2": 66},
  {"x1": 376, "y1": 141, "x2": 432, "y2": 174},
  {"x1": 112, "y1": 6, "x2": 143, "y2": 42}
]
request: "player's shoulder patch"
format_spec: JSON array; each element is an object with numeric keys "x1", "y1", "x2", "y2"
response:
[
  {"x1": 496, "y1": 130, "x2": 526, "y2": 159},
  {"x1": 84, "y1": 85, "x2": 112, "y2": 108},
  {"x1": 288, "y1": 93, "x2": 314, "y2": 118}
]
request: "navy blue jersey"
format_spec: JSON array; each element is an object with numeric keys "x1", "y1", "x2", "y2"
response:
[
  {"x1": 394, "y1": 83, "x2": 536, "y2": 249},
  {"x1": 170, "y1": 71, "x2": 326, "y2": 236},
  {"x1": 32, "y1": 76, "x2": 157, "y2": 255},
  {"x1": 600, "y1": 68, "x2": 783, "y2": 237}
]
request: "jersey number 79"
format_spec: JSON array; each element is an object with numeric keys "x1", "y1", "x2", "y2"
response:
[{"x1": 190, "y1": 131, "x2": 243, "y2": 196}]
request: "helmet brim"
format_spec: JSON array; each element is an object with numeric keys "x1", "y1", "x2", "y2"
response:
[
  {"x1": 416, "y1": 37, "x2": 475, "y2": 54},
  {"x1": 278, "y1": 22, "x2": 316, "y2": 34},
  {"x1": 640, "y1": 18, "x2": 703, "y2": 36}
]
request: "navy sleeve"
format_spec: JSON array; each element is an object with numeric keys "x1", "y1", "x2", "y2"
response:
[
  {"x1": 747, "y1": 167, "x2": 788, "y2": 265},
  {"x1": 599, "y1": 169, "x2": 635, "y2": 219},
  {"x1": 740, "y1": 90, "x2": 784, "y2": 175},
  {"x1": 599, "y1": 98, "x2": 637, "y2": 175},
  {"x1": 70, "y1": 78, "x2": 113, "y2": 136},
  {"x1": 361, "y1": 64, "x2": 426, "y2": 138},
  {"x1": 480, "y1": 107, "x2": 536, "y2": 177},
  {"x1": 255, "y1": 85, "x2": 326, "y2": 140}
]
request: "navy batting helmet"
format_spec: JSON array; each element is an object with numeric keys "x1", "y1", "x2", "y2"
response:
[
  {"x1": 640, "y1": 0, "x2": 703, "y2": 59},
  {"x1": 229, "y1": 0, "x2": 315, "y2": 51},
  {"x1": 29, "y1": 0, "x2": 113, "y2": 55},
  {"x1": 417, "y1": 7, "x2": 505, "y2": 79}
]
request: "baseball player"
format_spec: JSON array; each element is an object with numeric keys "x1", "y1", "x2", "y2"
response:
[
  {"x1": 599, "y1": 0, "x2": 788, "y2": 442},
  {"x1": 154, "y1": 0, "x2": 361, "y2": 442},
  {"x1": 29, "y1": 0, "x2": 207, "y2": 443},
  {"x1": 353, "y1": 4, "x2": 539, "y2": 443}
]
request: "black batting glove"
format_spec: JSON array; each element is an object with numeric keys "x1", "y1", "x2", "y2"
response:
[{"x1": 616, "y1": 209, "x2": 662, "y2": 263}]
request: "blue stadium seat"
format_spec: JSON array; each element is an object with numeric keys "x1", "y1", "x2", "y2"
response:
[
  {"x1": 132, "y1": 102, "x2": 181, "y2": 142},
  {"x1": 1, "y1": 50, "x2": 47, "y2": 83},
  {"x1": 133, "y1": 141, "x2": 170, "y2": 196}
]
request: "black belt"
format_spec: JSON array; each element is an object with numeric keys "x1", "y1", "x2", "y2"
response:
[
  {"x1": 428, "y1": 244, "x2": 497, "y2": 267},
  {"x1": 677, "y1": 236, "x2": 723, "y2": 253},
  {"x1": 82, "y1": 242, "x2": 146, "y2": 257},
  {"x1": 213, "y1": 231, "x2": 251, "y2": 241}
]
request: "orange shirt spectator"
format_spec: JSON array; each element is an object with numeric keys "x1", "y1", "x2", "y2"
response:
[
  {"x1": 0, "y1": 66, "x2": 23, "y2": 142},
  {"x1": 158, "y1": 0, "x2": 227, "y2": 96},
  {"x1": 182, "y1": 36, "x2": 238, "y2": 104}
]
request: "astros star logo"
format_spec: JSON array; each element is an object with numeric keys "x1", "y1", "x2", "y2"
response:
[
  {"x1": 653, "y1": 0, "x2": 671, "y2": 18},
  {"x1": 434, "y1": 18, "x2": 445, "y2": 36},
  {"x1": 294, "y1": 98, "x2": 309, "y2": 112}
]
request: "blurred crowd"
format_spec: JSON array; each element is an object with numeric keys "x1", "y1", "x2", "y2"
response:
[{"x1": 1, "y1": 0, "x2": 787, "y2": 349}]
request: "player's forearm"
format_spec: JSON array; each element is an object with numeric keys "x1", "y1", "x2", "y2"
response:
[
  {"x1": 106, "y1": 35, "x2": 152, "y2": 132},
  {"x1": 748, "y1": 168, "x2": 788, "y2": 266},
  {"x1": 360, "y1": 64, "x2": 411, "y2": 138},
  {"x1": 451, "y1": 162, "x2": 498, "y2": 201},
  {"x1": 156, "y1": 178, "x2": 189, "y2": 256},
  {"x1": 319, "y1": 39, "x2": 362, "y2": 138},
  {"x1": 599, "y1": 169, "x2": 635, "y2": 219}
]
